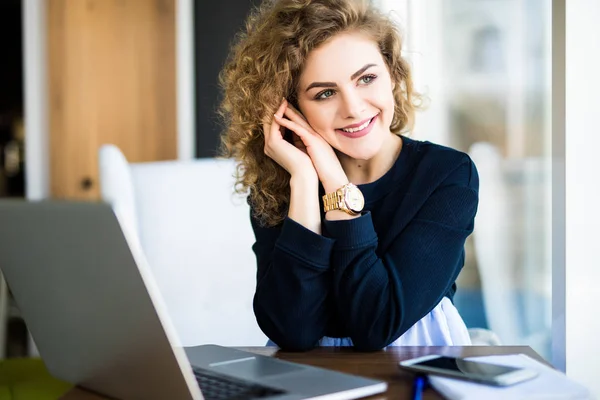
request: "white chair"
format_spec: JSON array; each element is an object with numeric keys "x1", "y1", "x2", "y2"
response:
[
  {"x1": 98, "y1": 144, "x2": 267, "y2": 347},
  {"x1": 469, "y1": 142, "x2": 551, "y2": 356}
]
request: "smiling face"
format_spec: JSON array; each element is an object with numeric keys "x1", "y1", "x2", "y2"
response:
[{"x1": 297, "y1": 31, "x2": 397, "y2": 162}]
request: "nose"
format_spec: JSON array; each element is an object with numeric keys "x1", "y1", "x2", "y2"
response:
[{"x1": 339, "y1": 89, "x2": 366, "y2": 119}]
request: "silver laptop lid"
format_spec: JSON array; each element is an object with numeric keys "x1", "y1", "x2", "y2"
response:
[{"x1": 0, "y1": 200, "x2": 202, "y2": 400}]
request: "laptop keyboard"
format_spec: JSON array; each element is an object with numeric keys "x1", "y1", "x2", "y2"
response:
[{"x1": 193, "y1": 367, "x2": 286, "y2": 400}]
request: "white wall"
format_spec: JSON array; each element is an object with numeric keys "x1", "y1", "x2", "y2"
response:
[
  {"x1": 23, "y1": 0, "x2": 196, "y2": 198},
  {"x1": 559, "y1": 0, "x2": 600, "y2": 394}
]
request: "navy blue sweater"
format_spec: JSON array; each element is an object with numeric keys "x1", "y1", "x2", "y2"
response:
[{"x1": 250, "y1": 136, "x2": 479, "y2": 351}]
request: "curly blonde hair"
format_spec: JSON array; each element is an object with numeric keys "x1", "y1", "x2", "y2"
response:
[{"x1": 219, "y1": 0, "x2": 418, "y2": 227}]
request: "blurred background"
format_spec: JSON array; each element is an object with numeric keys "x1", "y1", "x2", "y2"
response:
[{"x1": 0, "y1": 0, "x2": 551, "y2": 361}]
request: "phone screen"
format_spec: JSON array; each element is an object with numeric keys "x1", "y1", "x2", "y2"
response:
[{"x1": 412, "y1": 356, "x2": 521, "y2": 379}]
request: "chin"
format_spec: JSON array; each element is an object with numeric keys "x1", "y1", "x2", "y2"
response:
[{"x1": 340, "y1": 145, "x2": 381, "y2": 161}]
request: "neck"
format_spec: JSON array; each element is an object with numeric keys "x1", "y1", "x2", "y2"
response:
[{"x1": 339, "y1": 134, "x2": 403, "y2": 185}]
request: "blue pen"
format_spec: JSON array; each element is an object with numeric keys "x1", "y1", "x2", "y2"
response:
[{"x1": 411, "y1": 374, "x2": 427, "y2": 400}]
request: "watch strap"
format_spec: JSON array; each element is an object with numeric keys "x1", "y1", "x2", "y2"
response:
[
  {"x1": 322, "y1": 189, "x2": 344, "y2": 213},
  {"x1": 322, "y1": 183, "x2": 361, "y2": 215}
]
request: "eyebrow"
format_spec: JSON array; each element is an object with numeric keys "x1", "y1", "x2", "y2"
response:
[{"x1": 304, "y1": 63, "x2": 378, "y2": 92}]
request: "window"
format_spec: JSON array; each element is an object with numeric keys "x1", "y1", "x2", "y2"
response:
[{"x1": 375, "y1": 0, "x2": 552, "y2": 359}]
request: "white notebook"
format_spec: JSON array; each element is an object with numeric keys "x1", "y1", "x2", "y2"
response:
[{"x1": 428, "y1": 354, "x2": 593, "y2": 400}]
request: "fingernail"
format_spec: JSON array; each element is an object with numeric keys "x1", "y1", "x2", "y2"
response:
[{"x1": 273, "y1": 114, "x2": 280, "y2": 119}]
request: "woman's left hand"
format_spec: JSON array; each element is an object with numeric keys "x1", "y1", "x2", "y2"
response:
[{"x1": 274, "y1": 101, "x2": 348, "y2": 192}]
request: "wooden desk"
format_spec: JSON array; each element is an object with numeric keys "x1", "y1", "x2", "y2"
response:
[{"x1": 61, "y1": 346, "x2": 549, "y2": 400}]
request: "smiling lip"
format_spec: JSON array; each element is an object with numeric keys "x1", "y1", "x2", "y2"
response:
[
  {"x1": 340, "y1": 117, "x2": 373, "y2": 130},
  {"x1": 336, "y1": 114, "x2": 378, "y2": 139}
]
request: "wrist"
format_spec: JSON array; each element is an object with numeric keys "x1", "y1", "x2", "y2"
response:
[
  {"x1": 322, "y1": 182, "x2": 365, "y2": 217},
  {"x1": 290, "y1": 172, "x2": 318, "y2": 190},
  {"x1": 289, "y1": 171, "x2": 321, "y2": 234},
  {"x1": 322, "y1": 174, "x2": 349, "y2": 194},
  {"x1": 325, "y1": 209, "x2": 357, "y2": 221}
]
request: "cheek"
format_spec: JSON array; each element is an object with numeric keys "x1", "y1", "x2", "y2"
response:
[
  {"x1": 386, "y1": 94, "x2": 396, "y2": 117},
  {"x1": 381, "y1": 80, "x2": 396, "y2": 105},
  {"x1": 381, "y1": 86, "x2": 396, "y2": 118},
  {"x1": 302, "y1": 104, "x2": 333, "y2": 131},
  {"x1": 369, "y1": 79, "x2": 394, "y2": 107}
]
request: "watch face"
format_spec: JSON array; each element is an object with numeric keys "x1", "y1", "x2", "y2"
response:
[{"x1": 344, "y1": 185, "x2": 365, "y2": 213}]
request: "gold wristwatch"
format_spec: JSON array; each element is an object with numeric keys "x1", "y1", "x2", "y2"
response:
[{"x1": 322, "y1": 183, "x2": 365, "y2": 216}]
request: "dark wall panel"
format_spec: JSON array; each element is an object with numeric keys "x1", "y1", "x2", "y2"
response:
[
  {"x1": 194, "y1": 0, "x2": 260, "y2": 158},
  {"x1": 0, "y1": 0, "x2": 23, "y2": 114}
]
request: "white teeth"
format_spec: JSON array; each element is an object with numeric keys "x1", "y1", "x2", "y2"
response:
[{"x1": 341, "y1": 118, "x2": 371, "y2": 133}]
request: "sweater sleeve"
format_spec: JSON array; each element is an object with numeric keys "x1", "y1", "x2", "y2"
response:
[
  {"x1": 324, "y1": 158, "x2": 479, "y2": 351},
  {"x1": 250, "y1": 215, "x2": 335, "y2": 351}
]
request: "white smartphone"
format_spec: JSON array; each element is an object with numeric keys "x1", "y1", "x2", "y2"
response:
[{"x1": 398, "y1": 355, "x2": 539, "y2": 386}]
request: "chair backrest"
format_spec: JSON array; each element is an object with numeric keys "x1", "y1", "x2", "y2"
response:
[
  {"x1": 469, "y1": 142, "x2": 551, "y2": 351},
  {"x1": 98, "y1": 144, "x2": 267, "y2": 346}
]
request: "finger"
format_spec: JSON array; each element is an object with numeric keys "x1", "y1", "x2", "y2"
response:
[
  {"x1": 283, "y1": 104, "x2": 310, "y2": 129},
  {"x1": 285, "y1": 102, "x2": 307, "y2": 121},
  {"x1": 263, "y1": 122, "x2": 277, "y2": 144},
  {"x1": 275, "y1": 98, "x2": 288, "y2": 119},
  {"x1": 269, "y1": 116, "x2": 286, "y2": 142},
  {"x1": 264, "y1": 99, "x2": 288, "y2": 135},
  {"x1": 270, "y1": 99, "x2": 289, "y2": 137},
  {"x1": 273, "y1": 114, "x2": 312, "y2": 142},
  {"x1": 263, "y1": 119, "x2": 286, "y2": 158}
]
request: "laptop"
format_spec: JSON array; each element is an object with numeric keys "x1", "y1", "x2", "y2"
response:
[{"x1": 0, "y1": 200, "x2": 387, "y2": 400}]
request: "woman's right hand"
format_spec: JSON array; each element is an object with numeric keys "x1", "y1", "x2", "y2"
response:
[{"x1": 263, "y1": 99, "x2": 317, "y2": 180}]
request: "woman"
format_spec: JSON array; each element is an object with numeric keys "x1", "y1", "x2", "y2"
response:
[{"x1": 219, "y1": 0, "x2": 478, "y2": 351}]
